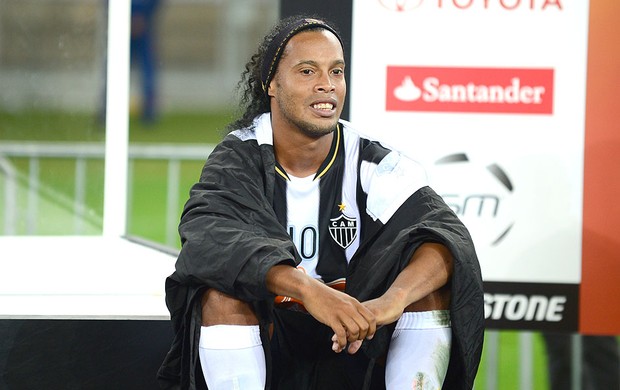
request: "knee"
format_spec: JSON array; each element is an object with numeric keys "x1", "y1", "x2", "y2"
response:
[{"x1": 201, "y1": 288, "x2": 258, "y2": 326}]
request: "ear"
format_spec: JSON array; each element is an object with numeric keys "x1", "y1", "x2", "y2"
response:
[{"x1": 267, "y1": 81, "x2": 275, "y2": 98}]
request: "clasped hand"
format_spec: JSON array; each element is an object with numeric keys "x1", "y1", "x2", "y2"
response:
[{"x1": 302, "y1": 282, "x2": 402, "y2": 355}]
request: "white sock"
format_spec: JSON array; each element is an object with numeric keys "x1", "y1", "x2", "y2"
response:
[
  {"x1": 199, "y1": 325, "x2": 266, "y2": 390},
  {"x1": 385, "y1": 310, "x2": 452, "y2": 390}
]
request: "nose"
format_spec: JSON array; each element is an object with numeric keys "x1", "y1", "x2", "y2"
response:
[{"x1": 315, "y1": 73, "x2": 335, "y2": 93}]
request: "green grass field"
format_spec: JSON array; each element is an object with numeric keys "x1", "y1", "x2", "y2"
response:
[
  {"x1": 0, "y1": 109, "x2": 557, "y2": 389},
  {"x1": 0, "y1": 109, "x2": 230, "y2": 242}
]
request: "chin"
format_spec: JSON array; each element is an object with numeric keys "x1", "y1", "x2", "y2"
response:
[{"x1": 302, "y1": 122, "x2": 337, "y2": 138}]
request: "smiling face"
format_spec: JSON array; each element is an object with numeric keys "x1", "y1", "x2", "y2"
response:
[{"x1": 267, "y1": 29, "x2": 346, "y2": 139}]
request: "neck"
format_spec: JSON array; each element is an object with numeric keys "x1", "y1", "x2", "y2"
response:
[{"x1": 273, "y1": 125, "x2": 334, "y2": 178}]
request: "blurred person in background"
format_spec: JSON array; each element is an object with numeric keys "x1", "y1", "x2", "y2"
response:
[
  {"x1": 98, "y1": 0, "x2": 163, "y2": 126},
  {"x1": 130, "y1": 0, "x2": 162, "y2": 124}
]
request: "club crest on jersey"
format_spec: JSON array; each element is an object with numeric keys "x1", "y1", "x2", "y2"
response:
[{"x1": 329, "y1": 213, "x2": 358, "y2": 249}]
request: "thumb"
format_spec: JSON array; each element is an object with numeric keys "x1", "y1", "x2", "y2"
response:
[{"x1": 347, "y1": 339, "x2": 363, "y2": 354}]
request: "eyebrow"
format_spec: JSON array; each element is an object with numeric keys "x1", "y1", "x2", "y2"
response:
[{"x1": 295, "y1": 59, "x2": 346, "y2": 68}]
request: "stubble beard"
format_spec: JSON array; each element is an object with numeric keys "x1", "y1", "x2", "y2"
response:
[
  {"x1": 276, "y1": 97, "x2": 338, "y2": 139},
  {"x1": 294, "y1": 118, "x2": 336, "y2": 138}
]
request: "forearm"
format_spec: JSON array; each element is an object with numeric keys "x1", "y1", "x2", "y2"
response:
[
  {"x1": 265, "y1": 264, "x2": 320, "y2": 301},
  {"x1": 380, "y1": 242, "x2": 453, "y2": 314}
]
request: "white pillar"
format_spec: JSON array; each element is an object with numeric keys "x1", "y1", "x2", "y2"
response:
[{"x1": 103, "y1": 0, "x2": 131, "y2": 237}]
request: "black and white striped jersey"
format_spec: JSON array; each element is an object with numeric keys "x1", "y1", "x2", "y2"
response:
[{"x1": 231, "y1": 113, "x2": 429, "y2": 286}]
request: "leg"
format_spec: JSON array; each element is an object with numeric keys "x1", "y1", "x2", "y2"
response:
[
  {"x1": 201, "y1": 288, "x2": 259, "y2": 326},
  {"x1": 199, "y1": 289, "x2": 266, "y2": 390},
  {"x1": 385, "y1": 286, "x2": 452, "y2": 390}
]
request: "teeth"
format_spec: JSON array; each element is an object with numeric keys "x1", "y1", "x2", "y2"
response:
[{"x1": 313, "y1": 103, "x2": 333, "y2": 110}]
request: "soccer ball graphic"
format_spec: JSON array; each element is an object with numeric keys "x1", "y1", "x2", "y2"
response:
[{"x1": 428, "y1": 153, "x2": 515, "y2": 247}]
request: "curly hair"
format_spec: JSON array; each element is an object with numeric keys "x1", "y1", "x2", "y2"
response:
[{"x1": 226, "y1": 15, "x2": 342, "y2": 132}]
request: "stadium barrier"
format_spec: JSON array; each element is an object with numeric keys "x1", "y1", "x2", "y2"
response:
[{"x1": 0, "y1": 142, "x2": 213, "y2": 244}]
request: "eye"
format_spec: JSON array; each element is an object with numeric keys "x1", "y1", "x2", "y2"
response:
[
  {"x1": 301, "y1": 69, "x2": 314, "y2": 75},
  {"x1": 332, "y1": 68, "x2": 344, "y2": 76}
]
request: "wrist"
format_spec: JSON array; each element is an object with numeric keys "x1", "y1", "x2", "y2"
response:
[
  {"x1": 266, "y1": 264, "x2": 313, "y2": 301},
  {"x1": 383, "y1": 285, "x2": 410, "y2": 312}
]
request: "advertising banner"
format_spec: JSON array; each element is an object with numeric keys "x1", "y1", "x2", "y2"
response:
[{"x1": 350, "y1": 0, "x2": 590, "y2": 331}]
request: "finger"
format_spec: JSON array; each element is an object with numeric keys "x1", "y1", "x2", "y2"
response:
[
  {"x1": 353, "y1": 306, "x2": 376, "y2": 341},
  {"x1": 360, "y1": 309, "x2": 376, "y2": 340},
  {"x1": 337, "y1": 315, "x2": 362, "y2": 343},
  {"x1": 348, "y1": 313, "x2": 368, "y2": 341},
  {"x1": 331, "y1": 326, "x2": 347, "y2": 353},
  {"x1": 345, "y1": 322, "x2": 362, "y2": 343},
  {"x1": 331, "y1": 333, "x2": 346, "y2": 353},
  {"x1": 332, "y1": 338, "x2": 342, "y2": 353},
  {"x1": 347, "y1": 339, "x2": 363, "y2": 355}
]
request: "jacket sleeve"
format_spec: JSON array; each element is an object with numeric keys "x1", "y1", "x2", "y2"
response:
[
  {"x1": 158, "y1": 135, "x2": 300, "y2": 389},
  {"x1": 171, "y1": 135, "x2": 298, "y2": 301},
  {"x1": 347, "y1": 186, "x2": 484, "y2": 389}
]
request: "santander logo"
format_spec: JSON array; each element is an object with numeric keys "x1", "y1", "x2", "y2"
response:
[{"x1": 386, "y1": 66, "x2": 554, "y2": 114}]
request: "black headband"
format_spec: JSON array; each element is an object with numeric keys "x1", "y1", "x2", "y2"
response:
[{"x1": 260, "y1": 18, "x2": 344, "y2": 95}]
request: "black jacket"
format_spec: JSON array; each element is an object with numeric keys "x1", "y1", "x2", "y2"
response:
[{"x1": 157, "y1": 120, "x2": 484, "y2": 389}]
